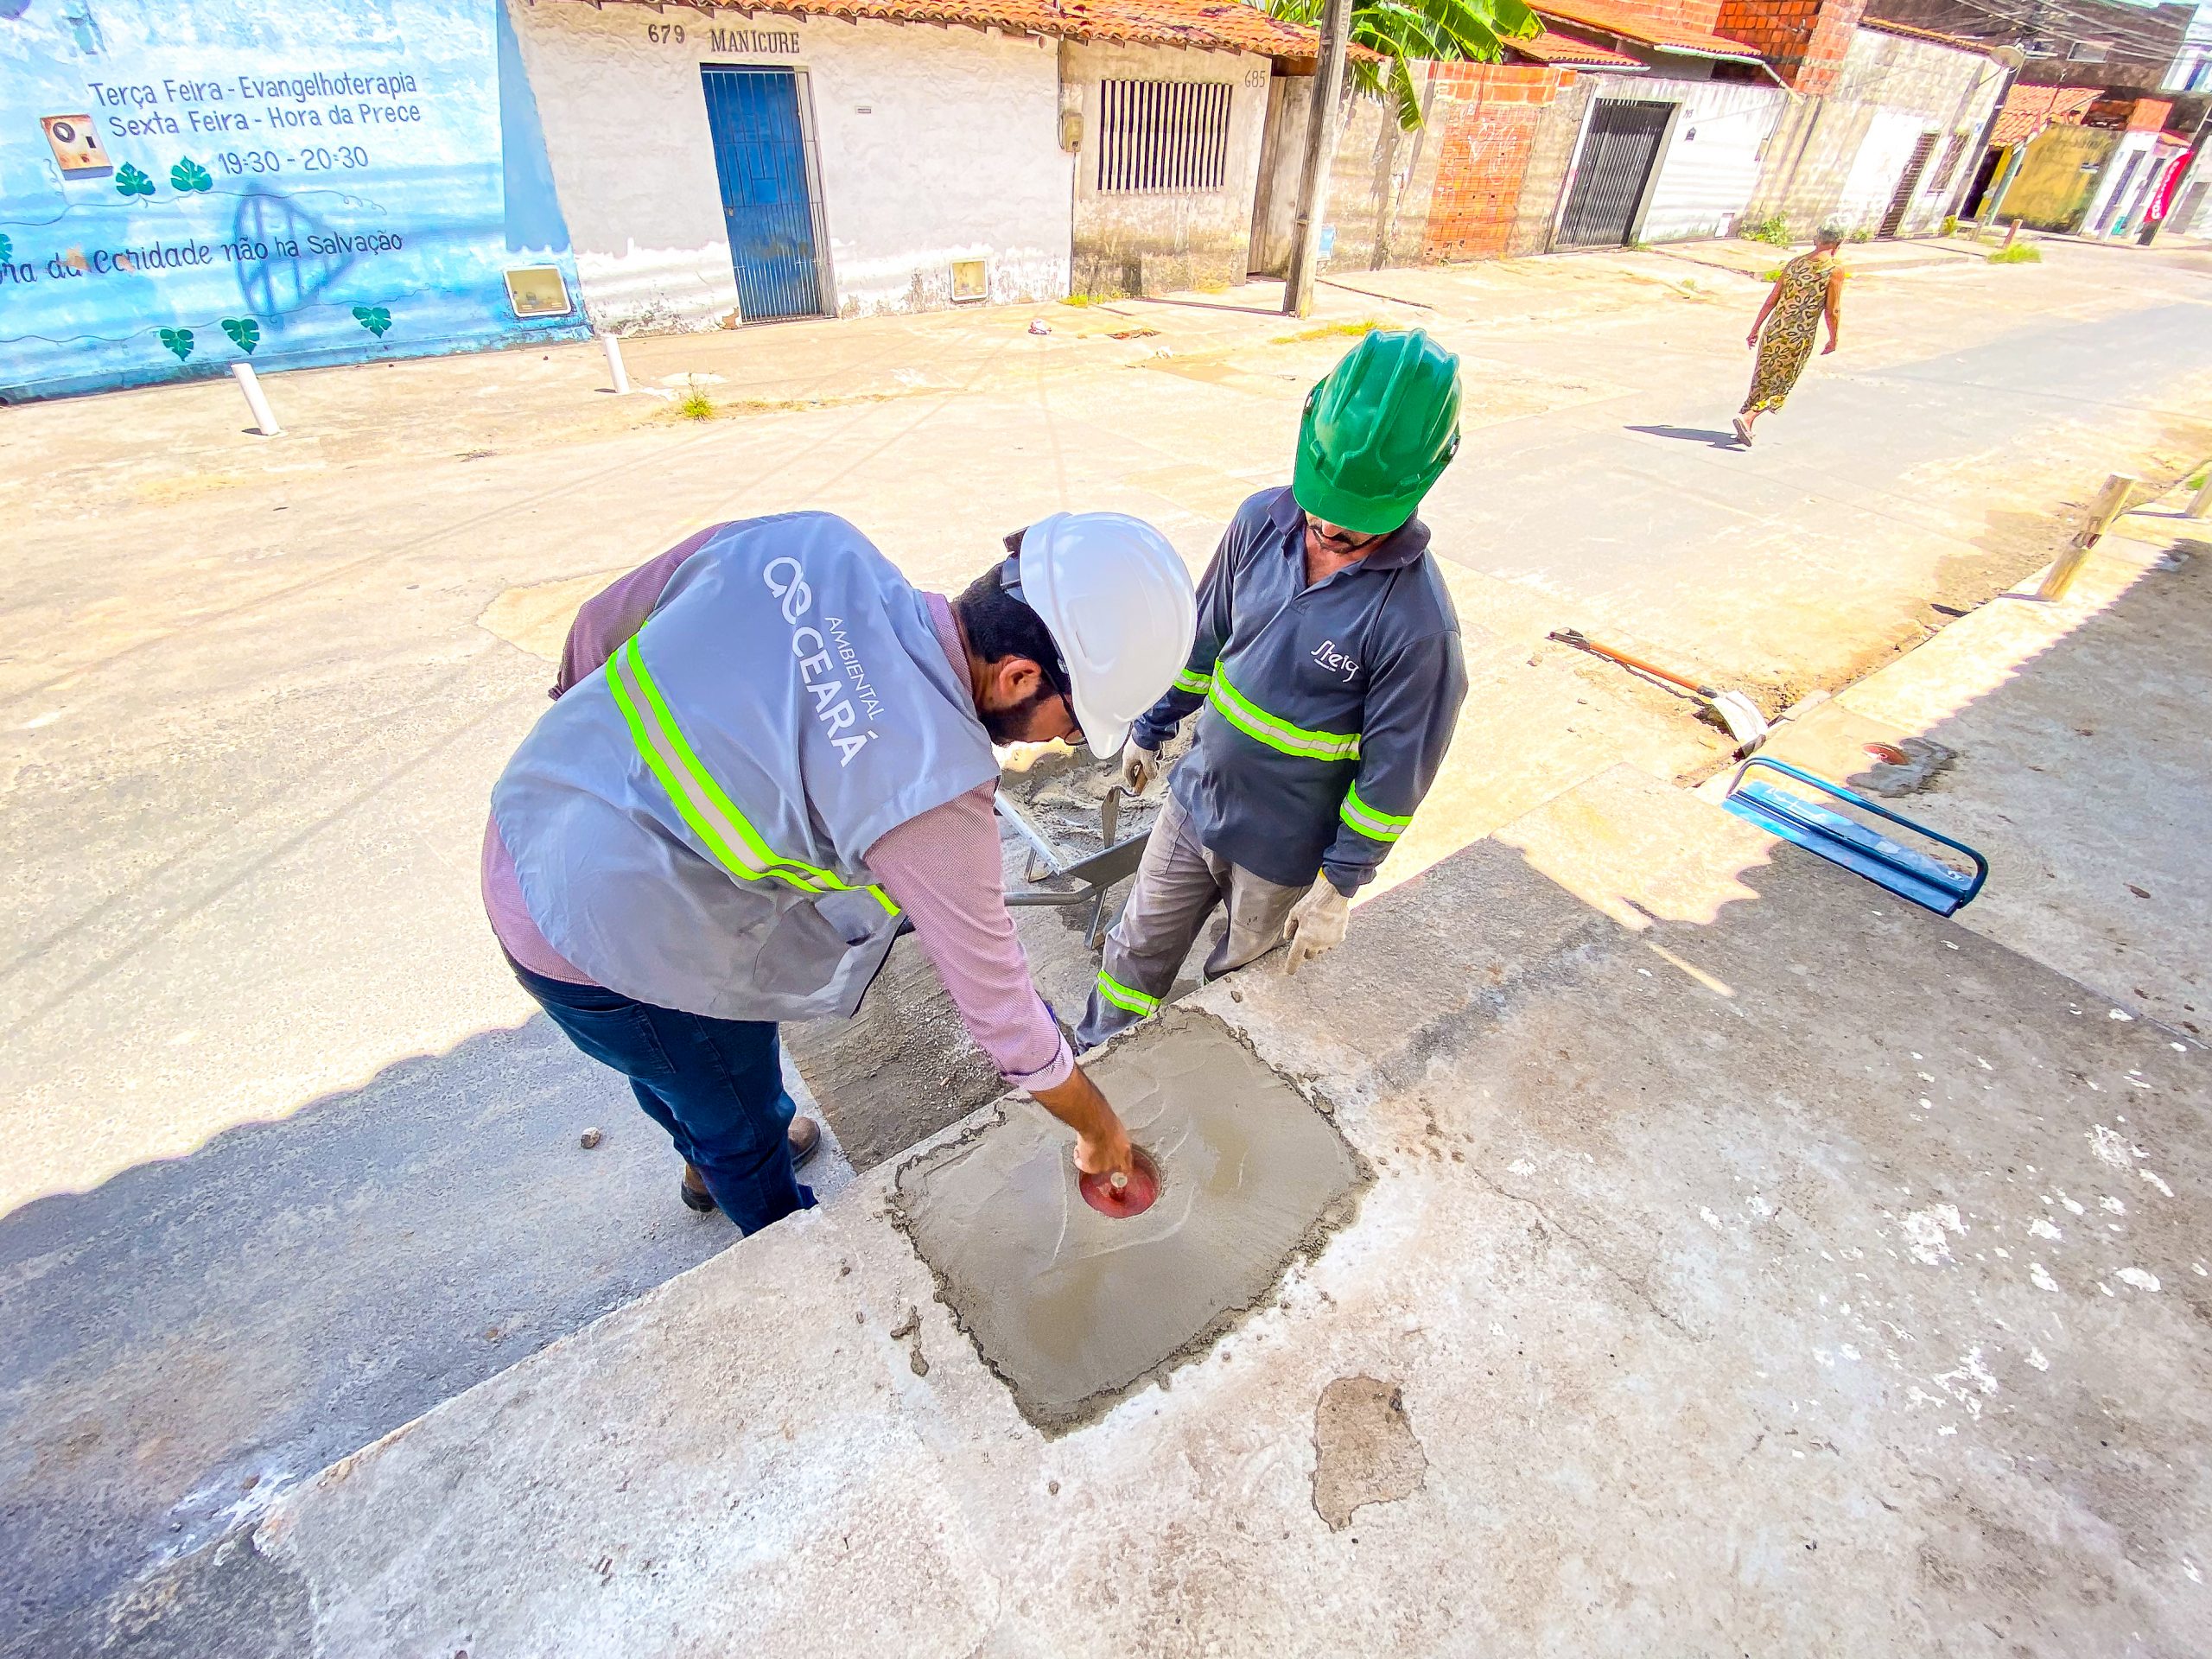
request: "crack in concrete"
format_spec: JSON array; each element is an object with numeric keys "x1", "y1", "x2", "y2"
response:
[{"x1": 1461, "y1": 1163, "x2": 1707, "y2": 1343}]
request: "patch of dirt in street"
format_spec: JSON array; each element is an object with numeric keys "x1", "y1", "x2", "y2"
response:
[
  {"x1": 476, "y1": 570, "x2": 627, "y2": 663},
  {"x1": 1947, "y1": 508, "x2": 2069, "y2": 606},
  {"x1": 130, "y1": 472, "x2": 257, "y2": 505}
]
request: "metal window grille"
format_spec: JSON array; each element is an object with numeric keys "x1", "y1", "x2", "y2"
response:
[
  {"x1": 1929, "y1": 133, "x2": 1971, "y2": 194},
  {"x1": 1097, "y1": 79, "x2": 1233, "y2": 194}
]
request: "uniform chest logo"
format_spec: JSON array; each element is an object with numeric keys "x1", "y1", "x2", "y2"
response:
[
  {"x1": 1311, "y1": 638, "x2": 1360, "y2": 683},
  {"x1": 766, "y1": 556, "x2": 879, "y2": 767}
]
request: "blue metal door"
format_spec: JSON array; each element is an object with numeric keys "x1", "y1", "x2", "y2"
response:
[{"x1": 701, "y1": 67, "x2": 825, "y2": 321}]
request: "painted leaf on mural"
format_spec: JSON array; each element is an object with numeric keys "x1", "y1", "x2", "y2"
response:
[
  {"x1": 157, "y1": 327, "x2": 195, "y2": 361},
  {"x1": 114, "y1": 163, "x2": 156, "y2": 198},
  {"x1": 221, "y1": 317, "x2": 262, "y2": 353},
  {"x1": 0, "y1": 232, "x2": 11, "y2": 264},
  {"x1": 169, "y1": 156, "x2": 214, "y2": 193},
  {"x1": 353, "y1": 304, "x2": 393, "y2": 337}
]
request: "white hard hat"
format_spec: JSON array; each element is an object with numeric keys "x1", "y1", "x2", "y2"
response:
[{"x1": 1014, "y1": 512, "x2": 1196, "y2": 759}]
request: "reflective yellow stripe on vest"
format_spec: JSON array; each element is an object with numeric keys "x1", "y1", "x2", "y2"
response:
[
  {"x1": 1338, "y1": 783, "x2": 1411, "y2": 843},
  {"x1": 1173, "y1": 666, "x2": 1214, "y2": 696},
  {"x1": 1206, "y1": 665, "x2": 1362, "y2": 762},
  {"x1": 608, "y1": 637, "x2": 899, "y2": 916}
]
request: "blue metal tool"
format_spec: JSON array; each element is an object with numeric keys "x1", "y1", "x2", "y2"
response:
[{"x1": 1723, "y1": 757, "x2": 1988, "y2": 916}]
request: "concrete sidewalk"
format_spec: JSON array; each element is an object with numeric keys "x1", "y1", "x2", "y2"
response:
[{"x1": 1713, "y1": 490, "x2": 2212, "y2": 1036}]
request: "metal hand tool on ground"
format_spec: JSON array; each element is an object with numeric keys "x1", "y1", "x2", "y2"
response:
[
  {"x1": 1548, "y1": 629, "x2": 1770, "y2": 753},
  {"x1": 961, "y1": 785, "x2": 1147, "y2": 950},
  {"x1": 1002, "y1": 785, "x2": 1145, "y2": 950},
  {"x1": 1723, "y1": 756, "x2": 1986, "y2": 915}
]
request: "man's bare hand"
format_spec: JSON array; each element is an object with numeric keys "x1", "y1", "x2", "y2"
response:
[
  {"x1": 1074, "y1": 1122, "x2": 1135, "y2": 1185},
  {"x1": 1033, "y1": 1064, "x2": 1135, "y2": 1185}
]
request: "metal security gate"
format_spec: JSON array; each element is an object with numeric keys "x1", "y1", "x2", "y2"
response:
[
  {"x1": 1558, "y1": 100, "x2": 1673, "y2": 246},
  {"x1": 2099, "y1": 153, "x2": 2146, "y2": 233},
  {"x1": 1878, "y1": 132, "x2": 1940, "y2": 238},
  {"x1": 702, "y1": 66, "x2": 827, "y2": 322}
]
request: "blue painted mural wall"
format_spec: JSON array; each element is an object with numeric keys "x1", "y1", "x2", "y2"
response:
[{"x1": 0, "y1": 0, "x2": 586, "y2": 401}]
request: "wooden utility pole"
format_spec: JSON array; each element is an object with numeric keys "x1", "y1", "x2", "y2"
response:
[{"x1": 1281, "y1": 0, "x2": 1352, "y2": 319}]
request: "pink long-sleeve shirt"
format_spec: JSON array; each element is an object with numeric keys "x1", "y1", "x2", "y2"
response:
[{"x1": 481, "y1": 531, "x2": 1074, "y2": 1093}]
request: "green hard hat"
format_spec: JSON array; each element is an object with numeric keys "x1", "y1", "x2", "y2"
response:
[{"x1": 1292, "y1": 327, "x2": 1462, "y2": 536}]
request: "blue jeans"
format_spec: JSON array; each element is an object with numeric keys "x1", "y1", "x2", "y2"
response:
[{"x1": 512, "y1": 961, "x2": 814, "y2": 1235}]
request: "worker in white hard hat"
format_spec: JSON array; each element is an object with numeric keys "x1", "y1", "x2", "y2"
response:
[{"x1": 483, "y1": 511, "x2": 1195, "y2": 1233}]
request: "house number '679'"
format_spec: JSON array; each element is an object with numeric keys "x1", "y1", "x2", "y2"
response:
[{"x1": 646, "y1": 22, "x2": 686, "y2": 43}]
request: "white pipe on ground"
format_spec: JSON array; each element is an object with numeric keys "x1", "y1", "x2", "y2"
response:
[
  {"x1": 599, "y1": 331, "x2": 632, "y2": 396},
  {"x1": 230, "y1": 362, "x2": 282, "y2": 437}
]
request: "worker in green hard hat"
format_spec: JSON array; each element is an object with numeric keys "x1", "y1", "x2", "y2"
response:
[{"x1": 1075, "y1": 327, "x2": 1468, "y2": 1047}]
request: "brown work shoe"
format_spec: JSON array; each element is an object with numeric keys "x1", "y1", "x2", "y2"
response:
[
  {"x1": 679, "y1": 1163, "x2": 715, "y2": 1213},
  {"x1": 678, "y1": 1120, "x2": 823, "y2": 1214}
]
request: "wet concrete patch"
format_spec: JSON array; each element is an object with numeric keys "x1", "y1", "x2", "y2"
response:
[{"x1": 891, "y1": 1010, "x2": 1364, "y2": 1432}]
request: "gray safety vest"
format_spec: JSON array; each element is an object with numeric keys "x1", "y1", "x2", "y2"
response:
[{"x1": 493, "y1": 512, "x2": 1001, "y2": 1021}]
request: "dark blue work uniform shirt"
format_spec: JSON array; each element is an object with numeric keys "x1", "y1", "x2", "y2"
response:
[{"x1": 1131, "y1": 487, "x2": 1467, "y2": 894}]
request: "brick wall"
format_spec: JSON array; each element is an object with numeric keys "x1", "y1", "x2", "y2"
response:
[
  {"x1": 1419, "y1": 62, "x2": 1569, "y2": 260},
  {"x1": 1714, "y1": 0, "x2": 1868, "y2": 94}
]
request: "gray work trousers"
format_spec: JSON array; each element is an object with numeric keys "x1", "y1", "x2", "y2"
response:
[{"x1": 1074, "y1": 793, "x2": 1307, "y2": 1048}]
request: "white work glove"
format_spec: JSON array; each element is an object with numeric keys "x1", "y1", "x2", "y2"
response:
[
  {"x1": 1283, "y1": 876, "x2": 1351, "y2": 976},
  {"x1": 1119, "y1": 741, "x2": 1158, "y2": 797}
]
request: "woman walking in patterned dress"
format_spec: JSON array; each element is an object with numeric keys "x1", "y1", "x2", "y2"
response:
[{"x1": 1734, "y1": 226, "x2": 1846, "y2": 446}]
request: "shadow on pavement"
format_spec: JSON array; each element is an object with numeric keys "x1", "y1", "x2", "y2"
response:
[
  {"x1": 0, "y1": 1015, "x2": 738, "y2": 1655},
  {"x1": 1625, "y1": 423, "x2": 1745, "y2": 448}
]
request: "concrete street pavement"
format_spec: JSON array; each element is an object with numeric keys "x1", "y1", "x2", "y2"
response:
[{"x1": 3, "y1": 233, "x2": 2209, "y2": 1652}]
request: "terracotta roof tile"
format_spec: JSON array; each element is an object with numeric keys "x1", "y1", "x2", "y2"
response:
[
  {"x1": 588, "y1": 0, "x2": 1326, "y2": 56},
  {"x1": 1990, "y1": 82, "x2": 2101, "y2": 148},
  {"x1": 1854, "y1": 15, "x2": 1993, "y2": 54},
  {"x1": 1513, "y1": 25, "x2": 1646, "y2": 67},
  {"x1": 1531, "y1": 0, "x2": 1763, "y2": 59}
]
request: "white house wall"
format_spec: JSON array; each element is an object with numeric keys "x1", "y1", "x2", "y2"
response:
[
  {"x1": 1584, "y1": 73, "x2": 1785, "y2": 244},
  {"x1": 1840, "y1": 29, "x2": 2002, "y2": 236},
  {"x1": 508, "y1": 1, "x2": 1070, "y2": 328},
  {"x1": 1834, "y1": 107, "x2": 1929, "y2": 230},
  {"x1": 1063, "y1": 39, "x2": 1271, "y2": 295},
  {"x1": 2082, "y1": 130, "x2": 2162, "y2": 235}
]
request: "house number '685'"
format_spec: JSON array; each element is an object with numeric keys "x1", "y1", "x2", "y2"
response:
[{"x1": 646, "y1": 22, "x2": 686, "y2": 43}]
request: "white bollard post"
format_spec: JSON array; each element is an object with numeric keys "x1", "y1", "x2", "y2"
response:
[
  {"x1": 599, "y1": 331, "x2": 632, "y2": 396},
  {"x1": 2189, "y1": 468, "x2": 2212, "y2": 520},
  {"x1": 230, "y1": 361, "x2": 282, "y2": 436}
]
